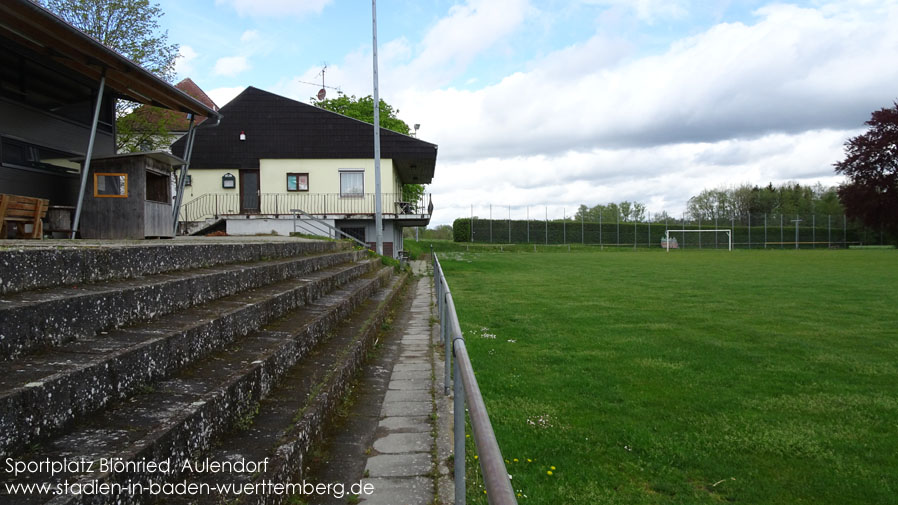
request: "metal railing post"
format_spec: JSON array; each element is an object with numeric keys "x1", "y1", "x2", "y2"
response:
[
  {"x1": 444, "y1": 291, "x2": 451, "y2": 396},
  {"x1": 434, "y1": 253, "x2": 518, "y2": 505},
  {"x1": 454, "y1": 355, "x2": 466, "y2": 505}
]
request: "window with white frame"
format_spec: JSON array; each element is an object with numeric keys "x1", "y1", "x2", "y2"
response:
[{"x1": 340, "y1": 170, "x2": 364, "y2": 197}]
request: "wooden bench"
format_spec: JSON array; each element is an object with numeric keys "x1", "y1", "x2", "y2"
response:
[{"x1": 0, "y1": 194, "x2": 50, "y2": 239}]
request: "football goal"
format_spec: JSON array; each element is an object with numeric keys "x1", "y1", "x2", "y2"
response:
[{"x1": 665, "y1": 229, "x2": 732, "y2": 251}]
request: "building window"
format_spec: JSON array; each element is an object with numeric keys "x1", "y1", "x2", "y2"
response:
[
  {"x1": 184, "y1": 175, "x2": 192, "y2": 187},
  {"x1": 1, "y1": 137, "x2": 79, "y2": 173},
  {"x1": 287, "y1": 173, "x2": 309, "y2": 192},
  {"x1": 94, "y1": 173, "x2": 128, "y2": 198},
  {"x1": 340, "y1": 170, "x2": 364, "y2": 197},
  {"x1": 146, "y1": 171, "x2": 170, "y2": 203}
]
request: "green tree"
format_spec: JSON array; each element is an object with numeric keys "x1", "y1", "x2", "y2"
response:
[
  {"x1": 41, "y1": 0, "x2": 180, "y2": 152},
  {"x1": 314, "y1": 93, "x2": 424, "y2": 201},
  {"x1": 314, "y1": 93, "x2": 411, "y2": 135}
]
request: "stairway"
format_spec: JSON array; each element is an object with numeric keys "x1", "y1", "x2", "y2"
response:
[{"x1": 0, "y1": 238, "x2": 406, "y2": 505}]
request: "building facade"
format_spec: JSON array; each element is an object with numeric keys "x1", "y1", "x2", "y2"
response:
[{"x1": 174, "y1": 87, "x2": 437, "y2": 257}]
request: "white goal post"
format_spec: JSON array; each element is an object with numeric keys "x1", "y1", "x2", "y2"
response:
[{"x1": 665, "y1": 229, "x2": 732, "y2": 251}]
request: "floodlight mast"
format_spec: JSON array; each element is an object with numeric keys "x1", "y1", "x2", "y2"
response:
[{"x1": 372, "y1": 0, "x2": 383, "y2": 255}]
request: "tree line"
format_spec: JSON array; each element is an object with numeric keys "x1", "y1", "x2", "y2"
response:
[
  {"x1": 685, "y1": 183, "x2": 843, "y2": 221},
  {"x1": 565, "y1": 181, "x2": 844, "y2": 225}
]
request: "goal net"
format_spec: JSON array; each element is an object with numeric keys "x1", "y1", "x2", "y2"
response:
[{"x1": 664, "y1": 229, "x2": 732, "y2": 251}]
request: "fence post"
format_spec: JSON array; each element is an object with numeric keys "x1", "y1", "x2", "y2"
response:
[
  {"x1": 698, "y1": 214, "x2": 702, "y2": 249},
  {"x1": 545, "y1": 206, "x2": 548, "y2": 245},
  {"x1": 581, "y1": 212, "x2": 584, "y2": 244},
  {"x1": 715, "y1": 215, "x2": 718, "y2": 249},
  {"x1": 682, "y1": 213, "x2": 686, "y2": 249},
  {"x1": 812, "y1": 214, "x2": 816, "y2": 248},
  {"x1": 563, "y1": 208, "x2": 566, "y2": 245},
  {"x1": 599, "y1": 213, "x2": 603, "y2": 249},
  {"x1": 843, "y1": 214, "x2": 847, "y2": 247},
  {"x1": 780, "y1": 212, "x2": 786, "y2": 249},
  {"x1": 764, "y1": 214, "x2": 768, "y2": 249},
  {"x1": 508, "y1": 205, "x2": 511, "y2": 244},
  {"x1": 527, "y1": 206, "x2": 530, "y2": 243},
  {"x1": 470, "y1": 205, "x2": 473, "y2": 243},
  {"x1": 489, "y1": 204, "x2": 492, "y2": 243}
]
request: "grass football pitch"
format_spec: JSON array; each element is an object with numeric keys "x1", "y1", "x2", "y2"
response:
[{"x1": 430, "y1": 246, "x2": 897, "y2": 504}]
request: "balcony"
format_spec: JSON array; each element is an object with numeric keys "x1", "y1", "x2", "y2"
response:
[{"x1": 179, "y1": 192, "x2": 433, "y2": 227}]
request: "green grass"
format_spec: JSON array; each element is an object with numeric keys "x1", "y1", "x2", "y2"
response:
[{"x1": 436, "y1": 249, "x2": 898, "y2": 504}]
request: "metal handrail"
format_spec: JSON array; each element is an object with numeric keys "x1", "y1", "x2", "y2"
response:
[
  {"x1": 290, "y1": 208, "x2": 370, "y2": 250},
  {"x1": 179, "y1": 192, "x2": 432, "y2": 223},
  {"x1": 432, "y1": 248, "x2": 517, "y2": 505}
]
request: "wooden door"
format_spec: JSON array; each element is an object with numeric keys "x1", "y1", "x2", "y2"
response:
[{"x1": 240, "y1": 170, "x2": 260, "y2": 213}]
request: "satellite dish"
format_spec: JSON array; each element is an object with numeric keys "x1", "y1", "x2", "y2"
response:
[{"x1": 317, "y1": 88, "x2": 326, "y2": 101}]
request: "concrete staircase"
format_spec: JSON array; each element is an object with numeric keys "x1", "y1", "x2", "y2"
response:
[{"x1": 0, "y1": 239, "x2": 406, "y2": 505}]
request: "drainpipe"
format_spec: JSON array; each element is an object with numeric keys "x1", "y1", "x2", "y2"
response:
[
  {"x1": 171, "y1": 113, "x2": 221, "y2": 234},
  {"x1": 70, "y1": 71, "x2": 106, "y2": 239}
]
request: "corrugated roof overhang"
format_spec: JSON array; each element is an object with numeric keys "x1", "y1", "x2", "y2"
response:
[{"x1": 0, "y1": 0, "x2": 220, "y2": 119}]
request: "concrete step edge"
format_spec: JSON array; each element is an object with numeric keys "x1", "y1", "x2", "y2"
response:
[
  {"x1": 0, "y1": 267, "x2": 396, "y2": 505},
  {"x1": 0, "y1": 249, "x2": 366, "y2": 361},
  {"x1": 0, "y1": 258, "x2": 379, "y2": 459}
]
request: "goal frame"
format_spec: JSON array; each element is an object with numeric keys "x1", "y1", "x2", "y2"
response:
[{"x1": 665, "y1": 229, "x2": 732, "y2": 251}]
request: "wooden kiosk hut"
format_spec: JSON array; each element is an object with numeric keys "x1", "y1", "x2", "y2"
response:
[{"x1": 78, "y1": 152, "x2": 183, "y2": 239}]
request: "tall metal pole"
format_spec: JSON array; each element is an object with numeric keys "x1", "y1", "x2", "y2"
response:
[
  {"x1": 372, "y1": 0, "x2": 384, "y2": 255},
  {"x1": 172, "y1": 115, "x2": 196, "y2": 234},
  {"x1": 71, "y1": 72, "x2": 106, "y2": 239}
]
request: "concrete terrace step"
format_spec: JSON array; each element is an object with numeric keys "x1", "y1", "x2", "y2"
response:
[
  {"x1": 0, "y1": 249, "x2": 364, "y2": 360},
  {"x1": 0, "y1": 258, "x2": 379, "y2": 459},
  {"x1": 0, "y1": 238, "x2": 350, "y2": 295},
  {"x1": 158, "y1": 273, "x2": 407, "y2": 505},
  {"x1": 0, "y1": 266, "x2": 396, "y2": 505}
]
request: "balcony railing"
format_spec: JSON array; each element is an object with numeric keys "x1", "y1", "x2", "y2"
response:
[{"x1": 179, "y1": 192, "x2": 432, "y2": 223}]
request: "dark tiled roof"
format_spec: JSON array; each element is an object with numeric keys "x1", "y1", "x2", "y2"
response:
[{"x1": 172, "y1": 87, "x2": 437, "y2": 184}]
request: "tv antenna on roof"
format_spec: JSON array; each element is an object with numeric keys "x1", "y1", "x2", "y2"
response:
[{"x1": 296, "y1": 64, "x2": 341, "y2": 102}]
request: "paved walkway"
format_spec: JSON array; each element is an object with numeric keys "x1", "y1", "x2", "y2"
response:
[{"x1": 360, "y1": 260, "x2": 453, "y2": 505}]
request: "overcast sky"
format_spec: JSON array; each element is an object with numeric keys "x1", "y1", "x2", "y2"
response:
[{"x1": 159, "y1": 0, "x2": 898, "y2": 226}]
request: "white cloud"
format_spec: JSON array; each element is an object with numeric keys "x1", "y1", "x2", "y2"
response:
[
  {"x1": 245, "y1": 1, "x2": 895, "y2": 225},
  {"x1": 208, "y1": 86, "x2": 247, "y2": 107},
  {"x1": 175, "y1": 45, "x2": 198, "y2": 77},
  {"x1": 215, "y1": 0, "x2": 331, "y2": 17},
  {"x1": 213, "y1": 56, "x2": 251, "y2": 77},
  {"x1": 240, "y1": 30, "x2": 260, "y2": 43},
  {"x1": 398, "y1": 0, "x2": 532, "y2": 88},
  {"x1": 582, "y1": 0, "x2": 689, "y2": 23},
  {"x1": 397, "y1": 2, "x2": 898, "y2": 162},
  {"x1": 426, "y1": 129, "x2": 852, "y2": 226}
]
